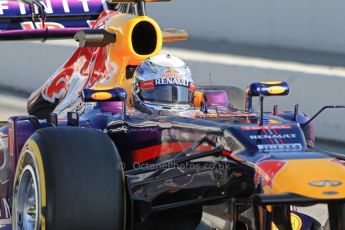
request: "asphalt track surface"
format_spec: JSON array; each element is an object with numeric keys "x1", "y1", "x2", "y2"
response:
[{"x1": 0, "y1": 90, "x2": 343, "y2": 229}]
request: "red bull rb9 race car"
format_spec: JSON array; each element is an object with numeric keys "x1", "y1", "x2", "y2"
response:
[{"x1": 0, "y1": 0, "x2": 345, "y2": 229}]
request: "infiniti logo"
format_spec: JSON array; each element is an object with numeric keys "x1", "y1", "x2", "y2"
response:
[{"x1": 308, "y1": 180, "x2": 342, "y2": 187}]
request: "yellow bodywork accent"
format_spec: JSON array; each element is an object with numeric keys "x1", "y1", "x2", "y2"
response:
[
  {"x1": 92, "y1": 86, "x2": 114, "y2": 90},
  {"x1": 264, "y1": 158, "x2": 345, "y2": 199},
  {"x1": 268, "y1": 120, "x2": 281, "y2": 124},
  {"x1": 162, "y1": 29, "x2": 188, "y2": 43},
  {"x1": 107, "y1": 15, "x2": 162, "y2": 66},
  {"x1": 267, "y1": 86, "x2": 286, "y2": 95},
  {"x1": 193, "y1": 91, "x2": 204, "y2": 107},
  {"x1": 94, "y1": 13, "x2": 162, "y2": 101},
  {"x1": 91, "y1": 92, "x2": 113, "y2": 101},
  {"x1": 261, "y1": 81, "x2": 282, "y2": 85}
]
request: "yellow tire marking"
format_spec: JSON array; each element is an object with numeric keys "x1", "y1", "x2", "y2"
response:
[
  {"x1": 15, "y1": 139, "x2": 47, "y2": 230},
  {"x1": 272, "y1": 213, "x2": 302, "y2": 230}
]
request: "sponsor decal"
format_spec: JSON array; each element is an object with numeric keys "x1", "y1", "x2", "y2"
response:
[
  {"x1": 42, "y1": 70, "x2": 72, "y2": 103},
  {"x1": 254, "y1": 160, "x2": 287, "y2": 188},
  {"x1": 104, "y1": 126, "x2": 128, "y2": 134},
  {"x1": 240, "y1": 125, "x2": 291, "y2": 131},
  {"x1": 139, "y1": 78, "x2": 192, "y2": 90},
  {"x1": 0, "y1": 0, "x2": 106, "y2": 16},
  {"x1": 308, "y1": 180, "x2": 342, "y2": 188},
  {"x1": 87, "y1": 19, "x2": 97, "y2": 28},
  {"x1": 162, "y1": 69, "x2": 183, "y2": 78},
  {"x1": 257, "y1": 143, "x2": 303, "y2": 151},
  {"x1": 323, "y1": 191, "x2": 339, "y2": 195},
  {"x1": 42, "y1": 53, "x2": 113, "y2": 103},
  {"x1": 154, "y1": 78, "x2": 189, "y2": 87},
  {"x1": 139, "y1": 80, "x2": 154, "y2": 90},
  {"x1": 21, "y1": 21, "x2": 65, "y2": 29},
  {"x1": 250, "y1": 134, "x2": 296, "y2": 140},
  {"x1": 272, "y1": 213, "x2": 302, "y2": 230}
]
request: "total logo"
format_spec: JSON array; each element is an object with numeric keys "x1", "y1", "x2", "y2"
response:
[{"x1": 241, "y1": 125, "x2": 291, "y2": 131}]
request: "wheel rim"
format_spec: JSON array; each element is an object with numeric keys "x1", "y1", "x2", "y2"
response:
[{"x1": 15, "y1": 165, "x2": 39, "y2": 230}]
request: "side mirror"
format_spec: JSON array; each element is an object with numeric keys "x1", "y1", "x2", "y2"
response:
[
  {"x1": 245, "y1": 81, "x2": 289, "y2": 125},
  {"x1": 82, "y1": 87, "x2": 128, "y2": 118},
  {"x1": 247, "y1": 81, "x2": 289, "y2": 97},
  {"x1": 82, "y1": 87, "x2": 127, "y2": 102}
]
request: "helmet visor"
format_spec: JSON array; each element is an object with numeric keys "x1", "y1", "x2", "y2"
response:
[{"x1": 139, "y1": 85, "x2": 194, "y2": 104}]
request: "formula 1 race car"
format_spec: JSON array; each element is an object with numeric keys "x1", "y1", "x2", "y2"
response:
[{"x1": 0, "y1": 0, "x2": 345, "y2": 230}]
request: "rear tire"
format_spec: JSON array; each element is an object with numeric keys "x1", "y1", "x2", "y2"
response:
[{"x1": 12, "y1": 127, "x2": 125, "y2": 230}]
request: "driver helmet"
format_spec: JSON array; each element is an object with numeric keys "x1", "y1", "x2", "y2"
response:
[{"x1": 132, "y1": 54, "x2": 195, "y2": 113}]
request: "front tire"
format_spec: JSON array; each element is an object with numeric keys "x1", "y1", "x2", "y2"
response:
[{"x1": 12, "y1": 127, "x2": 126, "y2": 230}]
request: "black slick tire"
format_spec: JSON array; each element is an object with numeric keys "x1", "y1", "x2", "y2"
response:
[{"x1": 12, "y1": 127, "x2": 125, "y2": 230}]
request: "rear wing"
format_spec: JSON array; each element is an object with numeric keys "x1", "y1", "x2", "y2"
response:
[
  {"x1": 0, "y1": 0, "x2": 113, "y2": 30},
  {"x1": 107, "y1": 0, "x2": 170, "y2": 2},
  {"x1": 0, "y1": 0, "x2": 188, "y2": 43}
]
